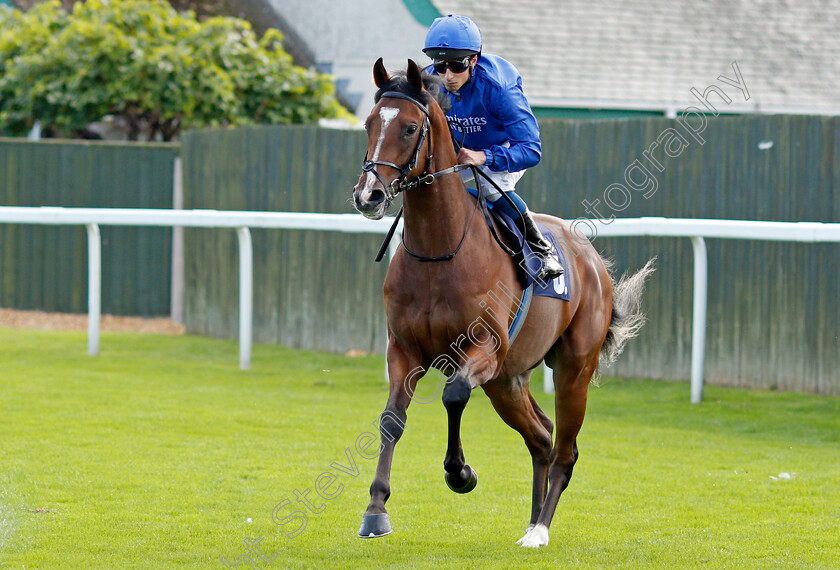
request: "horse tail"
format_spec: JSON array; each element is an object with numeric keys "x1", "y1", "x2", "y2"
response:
[{"x1": 599, "y1": 257, "x2": 657, "y2": 368}]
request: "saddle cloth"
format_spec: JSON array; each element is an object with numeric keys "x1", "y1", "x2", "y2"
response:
[{"x1": 466, "y1": 188, "x2": 571, "y2": 345}]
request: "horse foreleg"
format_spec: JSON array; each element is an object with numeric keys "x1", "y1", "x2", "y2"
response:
[
  {"x1": 359, "y1": 341, "x2": 422, "y2": 538},
  {"x1": 441, "y1": 343, "x2": 502, "y2": 493},
  {"x1": 441, "y1": 373, "x2": 477, "y2": 492}
]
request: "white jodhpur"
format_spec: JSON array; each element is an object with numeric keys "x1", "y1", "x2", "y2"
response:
[{"x1": 516, "y1": 523, "x2": 549, "y2": 548}]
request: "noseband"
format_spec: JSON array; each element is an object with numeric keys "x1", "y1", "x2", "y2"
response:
[{"x1": 362, "y1": 91, "x2": 467, "y2": 199}]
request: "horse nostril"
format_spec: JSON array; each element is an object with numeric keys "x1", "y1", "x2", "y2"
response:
[{"x1": 368, "y1": 188, "x2": 386, "y2": 205}]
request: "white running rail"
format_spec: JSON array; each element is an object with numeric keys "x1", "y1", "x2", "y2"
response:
[
  {"x1": 0, "y1": 208, "x2": 396, "y2": 371},
  {"x1": 1, "y1": 207, "x2": 839, "y2": 402}
]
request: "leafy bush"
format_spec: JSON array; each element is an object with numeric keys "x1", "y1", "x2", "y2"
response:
[{"x1": 0, "y1": 0, "x2": 350, "y2": 140}]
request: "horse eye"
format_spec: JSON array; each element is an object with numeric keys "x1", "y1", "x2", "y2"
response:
[{"x1": 406, "y1": 124, "x2": 418, "y2": 136}]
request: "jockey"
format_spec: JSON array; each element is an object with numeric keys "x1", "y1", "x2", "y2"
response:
[{"x1": 423, "y1": 14, "x2": 563, "y2": 281}]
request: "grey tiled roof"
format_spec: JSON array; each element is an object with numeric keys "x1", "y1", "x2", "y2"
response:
[{"x1": 430, "y1": 0, "x2": 840, "y2": 113}]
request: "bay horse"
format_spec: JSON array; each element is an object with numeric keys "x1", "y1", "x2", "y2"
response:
[{"x1": 351, "y1": 58, "x2": 654, "y2": 547}]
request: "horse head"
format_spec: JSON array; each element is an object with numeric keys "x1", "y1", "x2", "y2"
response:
[{"x1": 352, "y1": 58, "x2": 451, "y2": 220}]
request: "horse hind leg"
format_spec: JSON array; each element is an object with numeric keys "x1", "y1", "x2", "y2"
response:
[
  {"x1": 526, "y1": 389, "x2": 554, "y2": 531},
  {"x1": 518, "y1": 351, "x2": 597, "y2": 548},
  {"x1": 482, "y1": 372, "x2": 554, "y2": 533}
]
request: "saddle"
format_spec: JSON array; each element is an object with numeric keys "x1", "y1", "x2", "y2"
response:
[
  {"x1": 464, "y1": 188, "x2": 570, "y2": 345},
  {"x1": 467, "y1": 187, "x2": 570, "y2": 301}
]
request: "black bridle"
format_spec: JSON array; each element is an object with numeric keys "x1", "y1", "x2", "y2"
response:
[
  {"x1": 365, "y1": 90, "x2": 521, "y2": 263},
  {"x1": 362, "y1": 91, "x2": 469, "y2": 199},
  {"x1": 364, "y1": 90, "x2": 476, "y2": 263}
]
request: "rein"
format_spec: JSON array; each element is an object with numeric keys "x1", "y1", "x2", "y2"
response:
[
  {"x1": 362, "y1": 91, "x2": 473, "y2": 199},
  {"x1": 369, "y1": 90, "x2": 472, "y2": 262},
  {"x1": 367, "y1": 90, "x2": 522, "y2": 263},
  {"x1": 401, "y1": 192, "x2": 481, "y2": 262},
  {"x1": 366, "y1": 91, "x2": 475, "y2": 197}
]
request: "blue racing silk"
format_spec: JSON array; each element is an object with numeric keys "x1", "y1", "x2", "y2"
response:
[{"x1": 434, "y1": 54, "x2": 542, "y2": 173}]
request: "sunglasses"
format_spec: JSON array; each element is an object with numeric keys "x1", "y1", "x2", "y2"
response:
[{"x1": 432, "y1": 57, "x2": 472, "y2": 74}]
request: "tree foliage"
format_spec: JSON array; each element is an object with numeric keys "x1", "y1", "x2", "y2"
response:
[{"x1": 0, "y1": 0, "x2": 351, "y2": 140}]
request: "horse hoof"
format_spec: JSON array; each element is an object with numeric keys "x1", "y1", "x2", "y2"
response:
[
  {"x1": 445, "y1": 465, "x2": 478, "y2": 494},
  {"x1": 516, "y1": 523, "x2": 550, "y2": 548},
  {"x1": 358, "y1": 513, "x2": 392, "y2": 538}
]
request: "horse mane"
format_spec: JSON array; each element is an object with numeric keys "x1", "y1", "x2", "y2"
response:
[{"x1": 374, "y1": 69, "x2": 452, "y2": 114}]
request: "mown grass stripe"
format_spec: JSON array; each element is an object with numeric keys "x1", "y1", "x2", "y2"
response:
[{"x1": 0, "y1": 327, "x2": 838, "y2": 568}]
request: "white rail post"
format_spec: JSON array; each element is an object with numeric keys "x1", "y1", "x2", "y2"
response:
[
  {"x1": 236, "y1": 227, "x2": 253, "y2": 370},
  {"x1": 543, "y1": 361, "x2": 553, "y2": 394},
  {"x1": 85, "y1": 223, "x2": 101, "y2": 356},
  {"x1": 690, "y1": 236, "x2": 708, "y2": 403},
  {"x1": 170, "y1": 157, "x2": 184, "y2": 324}
]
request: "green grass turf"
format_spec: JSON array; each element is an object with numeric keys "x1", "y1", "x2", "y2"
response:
[{"x1": 1, "y1": 327, "x2": 838, "y2": 569}]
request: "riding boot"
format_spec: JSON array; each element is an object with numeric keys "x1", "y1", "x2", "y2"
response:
[{"x1": 521, "y1": 209, "x2": 564, "y2": 281}]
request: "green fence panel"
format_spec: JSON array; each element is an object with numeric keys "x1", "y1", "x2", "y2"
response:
[
  {"x1": 0, "y1": 138, "x2": 177, "y2": 315},
  {"x1": 182, "y1": 115, "x2": 839, "y2": 394},
  {"x1": 520, "y1": 115, "x2": 839, "y2": 394},
  {"x1": 181, "y1": 125, "x2": 385, "y2": 354}
]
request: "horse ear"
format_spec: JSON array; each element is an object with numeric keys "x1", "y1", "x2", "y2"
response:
[
  {"x1": 373, "y1": 58, "x2": 389, "y2": 88},
  {"x1": 406, "y1": 59, "x2": 423, "y2": 91}
]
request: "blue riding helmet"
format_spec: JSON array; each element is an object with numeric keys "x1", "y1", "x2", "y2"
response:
[{"x1": 423, "y1": 14, "x2": 482, "y2": 60}]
